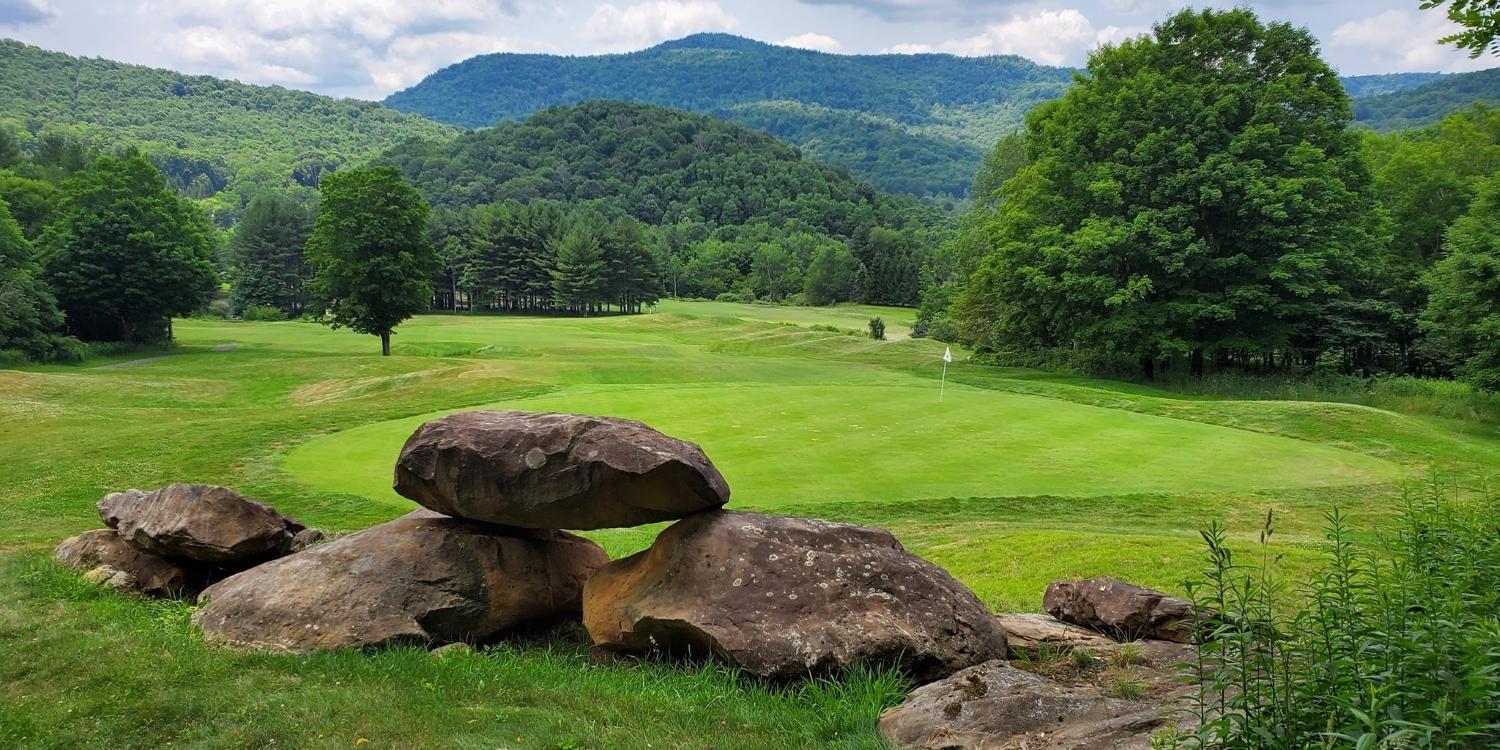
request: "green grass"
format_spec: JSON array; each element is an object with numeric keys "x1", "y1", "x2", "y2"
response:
[
  {"x1": 2, "y1": 301, "x2": 1498, "y2": 748},
  {"x1": 655, "y1": 299, "x2": 917, "y2": 339}
]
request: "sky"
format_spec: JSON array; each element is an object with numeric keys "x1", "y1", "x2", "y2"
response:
[{"x1": 0, "y1": 0, "x2": 1495, "y2": 100}]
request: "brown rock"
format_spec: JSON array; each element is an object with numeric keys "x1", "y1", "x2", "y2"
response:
[
  {"x1": 1044, "y1": 578, "x2": 1196, "y2": 643},
  {"x1": 54, "y1": 529, "x2": 191, "y2": 597},
  {"x1": 998, "y1": 613, "x2": 1116, "y2": 659},
  {"x1": 878, "y1": 659, "x2": 1180, "y2": 750},
  {"x1": 98, "y1": 484, "x2": 306, "y2": 563},
  {"x1": 394, "y1": 410, "x2": 729, "y2": 530},
  {"x1": 584, "y1": 510, "x2": 1007, "y2": 682},
  {"x1": 194, "y1": 510, "x2": 608, "y2": 652}
]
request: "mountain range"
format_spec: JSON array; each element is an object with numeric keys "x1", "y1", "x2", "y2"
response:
[{"x1": 385, "y1": 35, "x2": 1500, "y2": 199}]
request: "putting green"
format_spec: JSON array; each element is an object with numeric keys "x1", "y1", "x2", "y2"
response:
[{"x1": 282, "y1": 381, "x2": 1399, "y2": 513}]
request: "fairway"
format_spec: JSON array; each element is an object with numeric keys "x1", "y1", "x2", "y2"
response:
[{"x1": 285, "y1": 382, "x2": 1397, "y2": 518}]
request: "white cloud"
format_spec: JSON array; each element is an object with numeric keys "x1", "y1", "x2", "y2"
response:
[
  {"x1": 143, "y1": 0, "x2": 518, "y2": 97},
  {"x1": 1330, "y1": 9, "x2": 1494, "y2": 74},
  {"x1": 885, "y1": 9, "x2": 1134, "y2": 66},
  {"x1": 777, "y1": 32, "x2": 841, "y2": 52},
  {"x1": 582, "y1": 1, "x2": 738, "y2": 51},
  {"x1": 0, "y1": 0, "x2": 50, "y2": 26}
]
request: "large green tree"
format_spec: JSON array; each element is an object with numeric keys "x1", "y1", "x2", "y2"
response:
[
  {"x1": 43, "y1": 152, "x2": 218, "y2": 343},
  {"x1": 1420, "y1": 172, "x2": 1500, "y2": 388},
  {"x1": 551, "y1": 221, "x2": 607, "y2": 314},
  {"x1": 0, "y1": 197, "x2": 67, "y2": 359},
  {"x1": 954, "y1": 8, "x2": 1376, "y2": 377},
  {"x1": 227, "y1": 193, "x2": 314, "y2": 316},
  {"x1": 804, "y1": 243, "x2": 859, "y2": 305},
  {"x1": 306, "y1": 165, "x2": 435, "y2": 356}
]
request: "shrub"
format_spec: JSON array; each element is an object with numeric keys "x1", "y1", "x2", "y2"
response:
[
  {"x1": 241, "y1": 305, "x2": 287, "y2": 322},
  {"x1": 868, "y1": 316, "x2": 885, "y2": 340},
  {"x1": 0, "y1": 349, "x2": 26, "y2": 367},
  {"x1": 1168, "y1": 483, "x2": 1500, "y2": 749}
]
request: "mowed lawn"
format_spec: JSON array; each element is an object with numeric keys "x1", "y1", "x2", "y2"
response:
[{"x1": 1, "y1": 304, "x2": 1493, "y2": 749}]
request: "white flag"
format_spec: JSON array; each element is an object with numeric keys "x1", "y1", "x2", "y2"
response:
[{"x1": 943, "y1": 346, "x2": 952, "y2": 363}]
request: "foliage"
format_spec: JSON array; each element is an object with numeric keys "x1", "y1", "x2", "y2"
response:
[
  {"x1": 868, "y1": 316, "x2": 885, "y2": 340},
  {"x1": 41, "y1": 152, "x2": 219, "y2": 342},
  {"x1": 0, "y1": 40, "x2": 456, "y2": 224},
  {"x1": 227, "y1": 193, "x2": 314, "y2": 316},
  {"x1": 953, "y1": 8, "x2": 1375, "y2": 378},
  {"x1": 1169, "y1": 482, "x2": 1500, "y2": 748},
  {"x1": 0, "y1": 196, "x2": 71, "y2": 360},
  {"x1": 1354, "y1": 68, "x2": 1500, "y2": 131},
  {"x1": 1422, "y1": 0, "x2": 1500, "y2": 57},
  {"x1": 804, "y1": 243, "x2": 861, "y2": 305},
  {"x1": 1421, "y1": 172, "x2": 1500, "y2": 389},
  {"x1": 306, "y1": 166, "x2": 436, "y2": 355},
  {"x1": 384, "y1": 34, "x2": 1075, "y2": 198},
  {"x1": 239, "y1": 304, "x2": 287, "y2": 322}
]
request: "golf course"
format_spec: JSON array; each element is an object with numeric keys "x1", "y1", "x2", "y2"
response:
[{"x1": 3, "y1": 302, "x2": 1497, "y2": 748}]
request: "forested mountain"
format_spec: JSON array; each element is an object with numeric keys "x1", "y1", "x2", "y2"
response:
[
  {"x1": 0, "y1": 39, "x2": 456, "y2": 222},
  {"x1": 385, "y1": 34, "x2": 1494, "y2": 200},
  {"x1": 384, "y1": 34, "x2": 1074, "y2": 199},
  {"x1": 1354, "y1": 68, "x2": 1500, "y2": 130},
  {"x1": 386, "y1": 100, "x2": 943, "y2": 308}
]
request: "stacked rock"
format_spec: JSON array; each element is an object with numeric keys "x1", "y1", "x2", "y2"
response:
[
  {"x1": 387, "y1": 409, "x2": 1007, "y2": 681},
  {"x1": 54, "y1": 483, "x2": 317, "y2": 598}
]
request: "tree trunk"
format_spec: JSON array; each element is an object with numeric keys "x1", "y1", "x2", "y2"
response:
[
  {"x1": 1190, "y1": 348, "x2": 1204, "y2": 378},
  {"x1": 1140, "y1": 357, "x2": 1155, "y2": 381},
  {"x1": 380, "y1": 331, "x2": 391, "y2": 356}
]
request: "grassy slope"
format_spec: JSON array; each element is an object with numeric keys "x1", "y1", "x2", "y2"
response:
[{"x1": 2, "y1": 303, "x2": 1498, "y2": 748}]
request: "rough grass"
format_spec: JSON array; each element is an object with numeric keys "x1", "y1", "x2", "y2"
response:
[{"x1": 2, "y1": 303, "x2": 1499, "y2": 748}]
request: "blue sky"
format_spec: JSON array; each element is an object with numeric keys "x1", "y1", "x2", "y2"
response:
[{"x1": 0, "y1": 0, "x2": 1494, "y2": 100}]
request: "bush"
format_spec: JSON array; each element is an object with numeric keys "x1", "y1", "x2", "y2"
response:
[
  {"x1": 868, "y1": 316, "x2": 885, "y2": 340},
  {"x1": 240, "y1": 305, "x2": 287, "y2": 322},
  {"x1": 809, "y1": 323, "x2": 861, "y2": 337},
  {"x1": 0, "y1": 349, "x2": 26, "y2": 367},
  {"x1": 1168, "y1": 482, "x2": 1500, "y2": 748}
]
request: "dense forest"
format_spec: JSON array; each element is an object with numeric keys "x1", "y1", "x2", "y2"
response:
[
  {"x1": 383, "y1": 34, "x2": 1075, "y2": 199},
  {"x1": 384, "y1": 34, "x2": 1494, "y2": 200},
  {"x1": 1354, "y1": 67, "x2": 1500, "y2": 130},
  {"x1": 388, "y1": 101, "x2": 943, "y2": 310},
  {"x1": 0, "y1": 40, "x2": 455, "y2": 224},
  {"x1": 918, "y1": 8, "x2": 1500, "y2": 389}
]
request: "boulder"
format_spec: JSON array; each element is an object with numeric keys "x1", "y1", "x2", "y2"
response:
[
  {"x1": 1043, "y1": 578, "x2": 1196, "y2": 643},
  {"x1": 878, "y1": 660, "x2": 1180, "y2": 750},
  {"x1": 54, "y1": 529, "x2": 191, "y2": 597},
  {"x1": 194, "y1": 510, "x2": 608, "y2": 652},
  {"x1": 998, "y1": 613, "x2": 1116, "y2": 659},
  {"x1": 393, "y1": 410, "x2": 729, "y2": 530},
  {"x1": 98, "y1": 484, "x2": 306, "y2": 563},
  {"x1": 584, "y1": 510, "x2": 1007, "y2": 682}
]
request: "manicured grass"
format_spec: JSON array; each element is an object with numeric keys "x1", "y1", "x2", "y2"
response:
[
  {"x1": 2, "y1": 301, "x2": 1497, "y2": 748},
  {"x1": 656, "y1": 299, "x2": 918, "y2": 338}
]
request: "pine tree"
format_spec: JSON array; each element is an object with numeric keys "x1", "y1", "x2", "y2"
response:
[{"x1": 227, "y1": 194, "x2": 314, "y2": 316}]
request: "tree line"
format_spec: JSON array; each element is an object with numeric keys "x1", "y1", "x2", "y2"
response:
[{"x1": 915, "y1": 7, "x2": 1500, "y2": 390}]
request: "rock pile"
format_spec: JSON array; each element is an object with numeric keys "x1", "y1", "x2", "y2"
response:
[
  {"x1": 54, "y1": 483, "x2": 319, "y2": 598},
  {"x1": 877, "y1": 578, "x2": 1203, "y2": 750}
]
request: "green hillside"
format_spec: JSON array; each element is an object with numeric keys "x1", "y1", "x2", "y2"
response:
[
  {"x1": 0, "y1": 39, "x2": 457, "y2": 220},
  {"x1": 383, "y1": 34, "x2": 1075, "y2": 199},
  {"x1": 1355, "y1": 67, "x2": 1500, "y2": 130},
  {"x1": 383, "y1": 99, "x2": 937, "y2": 235}
]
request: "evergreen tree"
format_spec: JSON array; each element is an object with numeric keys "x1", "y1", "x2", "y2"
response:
[
  {"x1": 227, "y1": 193, "x2": 313, "y2": 316},
  {"x1": 552, "y1": 222, "x2": 606, "y2": 313},
  {"x1": 306, "y1": 165, "x2": 436, "y2": 356},
  {"x1": 43, "y1": 152, "x2": 218, "y2": 343}
]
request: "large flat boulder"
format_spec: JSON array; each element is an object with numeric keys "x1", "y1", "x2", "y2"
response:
[
  {"x1": 878, "y1": 660, "x2": 1178, "y2": 750},
  {"x1": 583, "y1": 510, "x2": 1007, "y2": 682},
  {"x1": 1043, "y1": 577, "x2": 1196, "y2": 643},
  {"x1": 997, "y1": 613, "x2": 1116, "y2": 659},
  {"x1": 54, "y1": 529, "x2": 191, "y2": 598},
  {"x1": 98, "y1": 484, "x2": 306, "y2": 563},
  {"x1": 393, "y1": 410, "x2": 729, "y2": 530},
  {"x1": 194, "y1": 510, "x2": 608, "y2": 652}
]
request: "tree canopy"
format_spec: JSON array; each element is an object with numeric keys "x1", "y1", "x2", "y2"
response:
[
  {"x1": 306, "y1": 165, "x2": 437, "y2": 355},
  {"x1": 227, "y1": 194, "x2": 315, "y2": 317},
  {"x1": 1420, "y1": 172, "x2": 1500, "y2": 388},
  {"x1": 951, "y1": 8, "x2": 1375, "y2": 377},
  {"x1": 42, "y1": 152, "x2": 219, "y2": 343}
]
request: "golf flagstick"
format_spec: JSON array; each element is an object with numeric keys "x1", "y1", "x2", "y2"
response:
[{"x1": 940, "y1": 346, "x2": 952, "y2": 401}]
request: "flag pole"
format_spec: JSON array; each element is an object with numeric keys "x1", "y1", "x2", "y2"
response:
[{"x1": 940, "y1": 346, "x2": 951, "y2": 401}]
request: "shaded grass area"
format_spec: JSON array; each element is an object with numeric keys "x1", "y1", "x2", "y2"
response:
[{"x1": 0, "y1": 554, "x2": 905, "y2": 750}]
